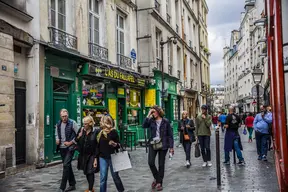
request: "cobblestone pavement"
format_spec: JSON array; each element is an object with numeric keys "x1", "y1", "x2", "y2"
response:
[{"x1": 0, "y1": 127, "x2": 279, "y2": 192}]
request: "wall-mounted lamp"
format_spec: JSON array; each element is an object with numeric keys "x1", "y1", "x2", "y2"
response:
[
  {"x1": 257, "y1": 38, "x2": 267, "y2": 44},
  {"x1": 254, "y1": 17, "x2": 267, "y2": 27},
  {"x1": 77, "y1": 64, "x2": 83, "y2": 73}
]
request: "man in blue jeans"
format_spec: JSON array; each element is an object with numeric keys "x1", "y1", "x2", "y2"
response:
[
  {"x1": 253, "y1": 105, "x2": 273, "y2": 161},
  {"x1": 223, "y1": 106, "x2": 245, "y2": 165}
]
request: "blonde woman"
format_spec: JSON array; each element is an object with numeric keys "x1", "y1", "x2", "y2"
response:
[
  {"x1": 96, "y1": 115, "x2": 124, "y2": 192},
  {"x1": 76, "y1": 116, "x2": 99, "y2": 192}
]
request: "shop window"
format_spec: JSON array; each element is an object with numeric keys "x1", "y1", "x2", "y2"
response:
[
  {"x1": 82, "y1": 108, "x2": 106, "y2": 127},
  {"x1": 107, "y1": 86, "x2": 116, "y2": 95},
  {"x1": 82, "y1": 80, "x2": 105, "y2": 106},
  {"x1": 127, "y1": 109, "x2": 140, "y2": 125},
  {"x1": 127, "y1": 89, "x2": 141, "y2": 108}
]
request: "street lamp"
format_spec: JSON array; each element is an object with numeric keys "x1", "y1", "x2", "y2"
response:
[
  {"x1": 180, "y1": 86, "x2": 185, "y2": 97},
  {"x1": 254, "y1": 17, "x2": 267, "y2": 27},
  {"x1": 160, "y1": 36, "x2": 178, "y2": 111},
  {"x1": 252, "y1": 67, "x2": 264, "y2": 113}
]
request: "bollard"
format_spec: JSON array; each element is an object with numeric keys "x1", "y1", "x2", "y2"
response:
[
  {"x1": 144, "y1": 128, "x2": 148, "y2": 153},
  {"x1": 215, "y1": 127, "x2": 221, "y2": 186}
]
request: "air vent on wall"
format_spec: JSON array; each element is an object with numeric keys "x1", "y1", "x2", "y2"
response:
[{"x1": 5, "y1": 147, "x2": 13, "y2": 168}]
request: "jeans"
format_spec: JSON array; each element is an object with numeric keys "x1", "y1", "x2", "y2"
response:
[
  {"x1": 99, "y1": 157, "x2": 124, "y2": 192},
  {"x1": 221, "y1": 123, "x2": 225, "y2": 132},
  {"x1": 247, "y1": 127, "x2": 253, "y2": 139},
  {"x1": 255, "y1": 131, "x2": 269, "y2": 157},
  {"x1": 59, "y1": 148, "x2": 76, "y2": 190},
  {"x1": 198, "y1": 136, "x2": 211, "y2": 162},
  {"x1": 183, "y1": 141, "x2": 192, "y2": 161},
  {"x1": 86, "y1": 174, "x2": 94, "y2": 190},
  {"x1": 148, "y1": 146, "x2": 168, "y2": 184},
  {"x1": 224, "y1": 138, "x2": 244, "y2": 162}
]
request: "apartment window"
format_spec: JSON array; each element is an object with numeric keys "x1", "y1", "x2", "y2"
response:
[
  {"x1": 117, "y1": 12, "x2": 125, "y2": 56},
  {"x1": 156, "y1": 29, "x2": 161, "y2": 59},
  {"x1": 51, "y1": 0, "x2": 66, "y2": 30},
  {"x1": 89, "y1": 0, "x2": 99, "y2": 44}
]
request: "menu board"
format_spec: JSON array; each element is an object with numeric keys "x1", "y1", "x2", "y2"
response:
[
  {"x1": 108, "y1": 99, "x2": 117, "y2": 120},
  {"x1": 145, "y1": 89, "x2": 156, "y2": 107}
]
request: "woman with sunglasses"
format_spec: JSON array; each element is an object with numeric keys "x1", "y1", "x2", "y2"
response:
[{"x1": 142, "y1": 105, "x2": 174, "y2": 191}]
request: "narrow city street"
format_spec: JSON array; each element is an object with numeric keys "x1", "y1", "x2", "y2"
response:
[{"x1": 0, "y1": 127, "x2": 278, "y2": 192}]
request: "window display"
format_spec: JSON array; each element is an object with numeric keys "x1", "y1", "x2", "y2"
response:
[
  {"x1": 82, "y1": 108, "x2": 106, "y2": 127},
  {"x1": 173, "y1": 99, "x2": 179, "y2": 121},
  {"x1": 127, "y1": 109, "x2": 140, "y2": 125},
  {"x1": 127, "y1": 89, "x2": 141, "y2": 108},
  {"x1": 82, "y1": 80, "x2": 105, "y2": 106}
]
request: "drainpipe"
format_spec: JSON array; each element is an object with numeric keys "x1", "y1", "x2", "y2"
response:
[{"x1": 197, "y1": 0, "x2": 203, "y2": 106}]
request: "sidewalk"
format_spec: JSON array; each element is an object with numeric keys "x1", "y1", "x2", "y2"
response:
[{"x1": 0, "y1": 127, "x2": 278, "y2": 192}]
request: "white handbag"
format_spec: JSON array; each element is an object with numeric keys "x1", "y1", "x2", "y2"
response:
[{"x1": 111, "y1": 149, "x2": 132, "y2": 172}]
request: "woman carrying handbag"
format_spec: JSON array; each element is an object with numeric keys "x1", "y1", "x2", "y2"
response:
[
  {"x1": 76, "y1": 116, "x2": 99, "y2": 192},
  {"x1": 178, "y1": 111, "x2": 196, "y2": 168}
]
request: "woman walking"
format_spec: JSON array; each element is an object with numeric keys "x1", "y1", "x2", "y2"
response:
[
  {"x1": 178, "y1": 111, "x2": 195, "y2": 168},
  {"x1": 142, "y1": 105, "x2": 174, "y2": 191},
  {"x1": 76, "y1": 116, "x2": 99, "y2": 192},
  {"x1": 96, "y1": 115, "x2": 124, "y2": 192},
  {"x1": 245, "y1": 113, "x2": 255, "y2": 143}
]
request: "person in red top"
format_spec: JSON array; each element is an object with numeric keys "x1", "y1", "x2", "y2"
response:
[
  {"x1": 245, "y1": 113, "x2": 255, "y2": 143},
  {"x1": 212, "y1": 114, "x2": 218, "y2": 129}
]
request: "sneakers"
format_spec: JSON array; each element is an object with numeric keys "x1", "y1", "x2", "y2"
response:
[
  {"x1": 207, "y1": 161, "x2": 212, "y2": 167},
  {"x1": 151, "y1": 180, "x2": 157, "y2": 189},
  {"x1": 186, "y1": 160, "x2": 191, "y2": 168},
  {"x1": 202, "y1": 162, "x2": 207, "y2": 167},
  {"x1": 262, "y1": 155, "x2": 268, "y2": 161},
  {"x1": 65, "y1": 186, "x2": 76, "y2": 192},
  {"x1": 237, "y1": 160, "x2": 246, "y2": 166},
  {"x1": 84, "y1": 189, "x2": 94, "y2": 192},
  {"x1": 155, "y1": 183, "x2": 163, "y2": 191},
  {"x1": 258, "y1": 155, "x2": 262, "y2": 160},
  {"x1": 223, "y1": 161, "x2": 230, "y2": 165}
]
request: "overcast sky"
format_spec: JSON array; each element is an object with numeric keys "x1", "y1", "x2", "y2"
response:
[{"x1": 206, "y1": 0, "x2": 245, "y2": 85}]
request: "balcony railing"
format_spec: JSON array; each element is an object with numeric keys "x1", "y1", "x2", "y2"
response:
[
  {"x1": 155, "y1": 0, "x2": 160, "y2": 12},
  {"x1": 168, "y1": 65, "x2": 172, "y2": 75},
  {"x1": 48, "y1": 27, "x2": 77, "y2": 50},
  {"x1": 176, "y1": 25, "x2": 179, "y2": 33},
  {"x1": 89, "y1": 43, "x2": 108, "y2": 61},
  {"x1": 177, "y1": 70, "x2": 181, "y2": 79},
  {"x1": 118, "y1": 54, "x2": 132, "y2": 68},
  {"x1": 166, "y1": 13, "x2": 171, "y2": 24},
  {"x1": 157, "y1": 58, "x2": 162, "y2": 70},
  {"x1": 190, "y1": 79, "x2": 194, "y2": 88}
]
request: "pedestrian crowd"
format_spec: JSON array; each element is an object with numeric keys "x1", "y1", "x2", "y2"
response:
[{"x1": 55, "y1": 103, "x2": 273, "y2": 192}]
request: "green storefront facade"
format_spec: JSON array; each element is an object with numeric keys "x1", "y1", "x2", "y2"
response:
[
  {"x1": 44, "y1": 50, "x2": 180, "y2": 162},
  {"x1": 44, "y1": 50, "x2": 148, "y2": 162},
  {"x1": 145, "y1": 70, "x2": 179, "y2": 138}
]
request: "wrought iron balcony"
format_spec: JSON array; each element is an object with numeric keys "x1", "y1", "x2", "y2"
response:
[
  {"x1": 156, "y1": 58, "x2": 162, "y2": 70},
  {"x1": 48, "y1": 27, "x2": 77, "y2": 50},
  {"x1": 166, "y1": 13, "x2": 171, "y2": 24},
  {"x1": 89, "y1": 43, "x2": 108, "y2": 61},
  {"x1": 168, "y1": 65, "x2": 172, "y2": 75},
  {"x1": 117, "y1": 54, "x2": 132, "y2": 68},
  {"x1": 155, "y1": 0, "x2": 160, "y2": 13}
]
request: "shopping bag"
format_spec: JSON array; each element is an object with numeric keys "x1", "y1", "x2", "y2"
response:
[
  {"x1": 111, "y1": 150, "x2": 132, "y2": 172},
  {"x1": 243, "y1": 128, "x2": 247, "y2": 135},
  {"x1": 195, "y1": 143, "x2": 201, "y2": 158}
]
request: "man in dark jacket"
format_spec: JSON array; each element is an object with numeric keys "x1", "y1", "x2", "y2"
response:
[
  {"x1": 142, "y1": 105, "x2": 174, "y2": 191},
  {"x1": 178, "y1": 111, "x2": 195, "y2": 168},
  {"x1": 55, "y1": 109, "x2": 79, "y2": 192}
]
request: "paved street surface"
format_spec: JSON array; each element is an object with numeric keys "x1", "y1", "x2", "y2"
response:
[{"x1": 0, "y1": 127, "x2": 278, "y2": 192}]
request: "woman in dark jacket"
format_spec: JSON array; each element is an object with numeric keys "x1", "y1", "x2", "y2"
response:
[
  {"x1": 76, "y1": 116, "x2": 99, "y2": 192},
  {"x1": 178, "y1": 111, "x2": 195, "y2": 168},
  {"x1": 142, "y1": 105, "x2": 174, "y2": 191}
]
